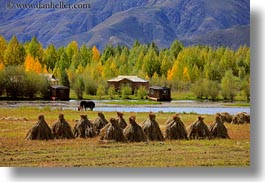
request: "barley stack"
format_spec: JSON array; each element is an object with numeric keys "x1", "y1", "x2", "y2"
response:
[
  {"x1": 231, "y1": 112, "x2": 250, "y2": 124},
  {"x1": 141, "y1": 112, "x2": 164, "y2": 141},
  {"x1": 100, "y1": 118, "x2": 127, "y2": 142},
  {"x1": 73, "y1": 115, "x2": 96, "y2": 138},
  {"x1": 209, "y1": 113, "x2": 230, "y2": 139},
  {"x1": 123, "y1": 115, "x2": 147, "y2": 142},
  {"x1": 165, "y1": 114, "x2": 188, "y2": 140},
  {"x1": 25, "y1": 114, "x2": 53, "y2": 140},
  {"x1": 218, "y1": 112, "x2": 233, "y2": 123},
  {"x1": 51, "y1": 114, "x2": 74, "y2": 139},
  {"x1": 93, "y1": 112, "x2": 109, "y2": 132},
  {"x1": 186, "y1": 116, "x2": 211, "y2": 139},
  {"x1": 116, "y1": 112, "x2": 127, "y2": 129}
]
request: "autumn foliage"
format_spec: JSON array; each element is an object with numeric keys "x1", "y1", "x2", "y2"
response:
[{"x1": 0, "y1": 36, "x2": 250, "y2": 100}]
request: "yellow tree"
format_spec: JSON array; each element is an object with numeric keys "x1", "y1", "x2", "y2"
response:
[
  {"x1": 182, "y1": 66, "x2": 191, "y2": 82},
  {"x1": 0, "y1": 62, "x2": 4, "y2": 70},
  {"x1": 92, "y1": 46, "x2": 100, "y2": 62},
  {"x1": 167, "y1": 60, "x2": 179, "y2": 81},
  {"x1": 24, "y1": 55, "x2": 43, "y2": 73}
]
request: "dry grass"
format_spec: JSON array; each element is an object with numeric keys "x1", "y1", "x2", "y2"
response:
[{"x1": 0, "y1": 107, "x2": 250, "y2": 167}]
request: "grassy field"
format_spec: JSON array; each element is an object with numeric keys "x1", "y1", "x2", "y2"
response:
[{"x1": 0, "y1": 107, "x2": 250, "y2": 167}]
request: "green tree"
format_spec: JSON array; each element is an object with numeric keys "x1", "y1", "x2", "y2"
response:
[
  {"x1": 170, "y1": 40, "x2": 184, "y2": 59},
  {"x1": 96, "y1": 84, "x2": 105, "y2": 99},
  {"x1": 206, "y1": 80, "x2": 219, "y2": 100},
  {"x1": 79, "y1": 44, "x2": 92, "y2": 67},
  {"x1": 121, "y1": 85, "x2": 132, "y2": 99},
  {"x1": 108, "y1": 85, "x2": 116, "y2": 99},
  {"x1": 0, "y1": 35, "x2": 7, "y2": 64},
  {"x1": 221, "y1": 70, "x2": 240, "y2": 101},
  {"x1": 59, "y1": 69, "x2": 70, "y2": 87},
  {"x1": 136, "y1": 86, "x2": 147, "y2": 99},
  {"x1": 191, "y1": 79, "x2": 206, "y2": 99},
  {"x1": 3, "y1": 66, "x2": 26, "y2": 98},
  {"x1": 3, "y1": 36, "x2": 26, "y2": 66},
  {"x1": 73, "y1": 76, "x2": 85, "y2": 99},
  {"x1": 27, "y1": 36, "x2": 44, "y2": 64},
  {"x1": 143, "y1": 48, "x2": 161, "y2": 78},
  {"x1": 66, "y1": 41, "x2": 78, "y2": 62},
  {"x1": 43, "y1": 44, "x2": 58, "y2": 71},
  {"x1": 241, "y1": 76, "x2": 250, "y2": 101},
  {"x1": 24, "y1": 72, "x2": 43, "y2": 98},
  {"x1": 84, "y1": 76, "x2": 97, "y2": 95}
]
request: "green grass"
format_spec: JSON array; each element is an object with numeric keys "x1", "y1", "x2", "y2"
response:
[
  {"x1": 223, "y1": 102, "x2": 250, "y2": 107},
  {"x1": 0, "y1": 108, "x2": 250, "y2": 167}
]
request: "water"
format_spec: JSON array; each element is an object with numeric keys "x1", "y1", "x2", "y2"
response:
[{"x1": 0, "y1": 100, "x2": 250, "y2": 115}]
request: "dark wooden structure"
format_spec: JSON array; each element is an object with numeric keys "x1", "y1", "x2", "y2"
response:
[
  {"x1": 50, "y1": 85, "x2": 69, "y2": 101},
  {"x1": 147, "y1": 86, "x2": 171, "y2": 101},
  {"x1": 107, "y1": 76, "x2": 149, "y2": 93}
]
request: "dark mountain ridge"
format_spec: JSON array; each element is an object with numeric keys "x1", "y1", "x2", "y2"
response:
[{"x1": 0, "y1": 0, "x2": 250, "y2": 50}]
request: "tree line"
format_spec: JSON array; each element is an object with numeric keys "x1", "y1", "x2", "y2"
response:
[{"x1": 0, "y1": 35, "x2": 250, "y2": 100}]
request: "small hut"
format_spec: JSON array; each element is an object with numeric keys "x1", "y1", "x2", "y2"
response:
[
  {"x1": 116, "y1": 112, "x2": 127, "y2": 129},
  {"x1": 231, "y1": 112, "x2": 250, "y2": 124},
  {"x1": 187, "y1": 116, "x2": 211, "y2": 139},
  {"x1": 100, "y1": 118, "x2": 127, "y2": 142},
  {"x1": 107, "y1": 76, "x2": 149, "y2": 93},
  {"x1": 51, "y1": 114, "x2": 74, "y2": 139},
  {"x1": 93, "y1": 112, "x2": 109, "y2": 133},
  {"x1": 73, "y1": 115, "x2": 96, "y2": 138},
  {"x1": 165, "y1": 114, "x2": 188, "y2": 140},
  {"x1": 141, "y1": 113, "x2": 164, "y2": 141},
  {"x1": 50, "y1": 85, "x2": 70, "y2": 101},
  {"x1": 25, "y1": 114, "x2": 53, "y2": 140},
  {"x1": 123, "y1": 116, "x2": 147, "y2": 142},
  {"x1": 209, "y1": 113, "x2": 230, "y2": 139},
  {"x1": 147, "y1": 86, "x2": 171, "y2": 101}
]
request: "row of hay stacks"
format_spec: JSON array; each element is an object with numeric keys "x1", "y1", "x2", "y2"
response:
[
  {"x1": 26, "y1": 111, "x2": 248, "y2": 142},
  {"x1": 218, "y1": 112, "x2": 250, "y2": 124}
]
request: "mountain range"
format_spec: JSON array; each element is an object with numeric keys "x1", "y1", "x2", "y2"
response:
[{"x1": 0, "y1": 0, "x2": 250, "y2": 50}]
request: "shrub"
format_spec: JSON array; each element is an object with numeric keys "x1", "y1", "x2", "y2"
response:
[
  {"x1": 96, "y1": 84, "x2": 105, "y2": 99},
  {"x1": 73, "y1": 76, "x2": 85, "y2": 99},
  {"x1": 136, "y1": 86, "x2": 147, "y2": 99},
  {"x1": 121, "y1": 85, "x2": 132, "y2": 99},
  {"x1": 108, "y1": 85, "x2": 115, "y2": 99},
  {"x1": 84, "y1": 77, "x2": 97, "y2": 95}
]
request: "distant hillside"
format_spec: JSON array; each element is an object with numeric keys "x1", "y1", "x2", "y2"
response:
[{"x1": 0, "y1": 0, "x2": 250, "y2": 50}]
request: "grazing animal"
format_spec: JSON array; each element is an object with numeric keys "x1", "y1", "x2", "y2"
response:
[{"x1": 78, "y1": 100, "x2": 95, "y2": 111}]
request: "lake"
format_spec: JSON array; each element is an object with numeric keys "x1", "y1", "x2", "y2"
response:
[{"x1": 0, "y1": 100, "x2": 250, "y2": 115}]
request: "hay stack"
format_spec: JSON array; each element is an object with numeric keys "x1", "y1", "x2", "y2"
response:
[
  {"x1": 100, "y1": 118, "x2": 127, "y2": 142},
  {"x1": 209, "y1": 113, "x2": 230, "y2": 139},
  {"x1": 51, "y1": 114, "x2": 74, "y2": 139},
  {"x1": 116, "y1": 112, "x2": 127, "y2": 129},
  {"x1": 123, "y1": 116, "x2": 147, "y2": 142},
  {"x1": 165, "y1": 114, "x2": 188, "y2": 140},
  {"x1": 218, "y1": 112, "x2": 233, "y2": 123},
  {"x1": 231, "y1": 112, "x2": 250, "y2": 124},
  {"x1": 141, "y1": 113, "x2": 164, "y2": 141},
  {"x1": 25, "y1": 114, "x2": 53, "y2": 140},
  {"x1": 73, "y1": 115, "x2": 96, "y2": 138},
  {"x1": 187, "y1": 116, "x2": 211, "y2": 139},
  {"x1": 93, "y1": 112, "x2": 109, "y2": 131}
]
